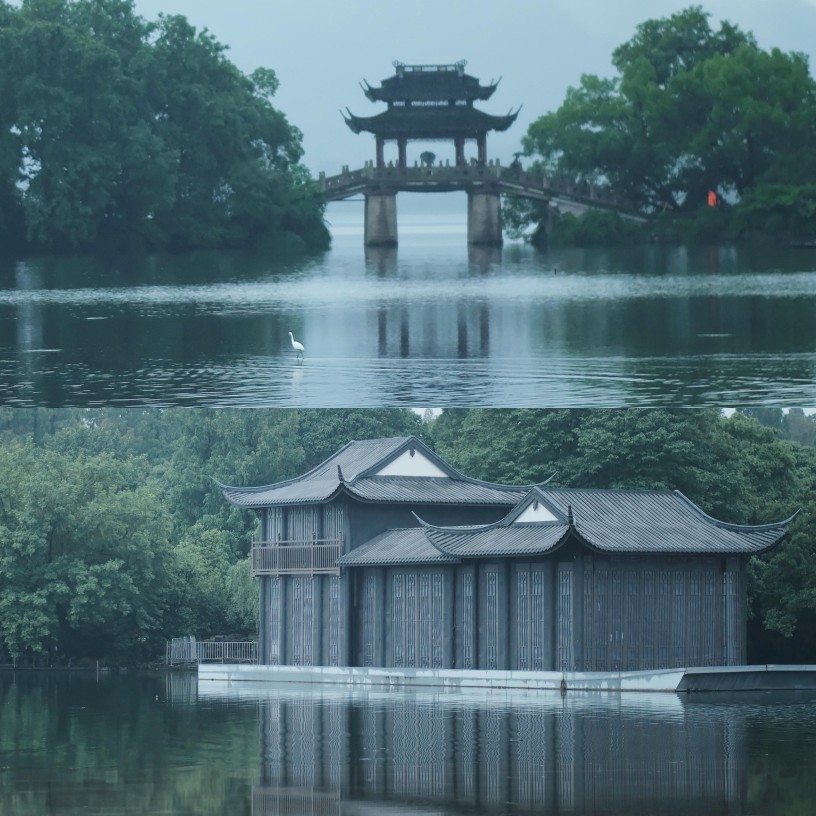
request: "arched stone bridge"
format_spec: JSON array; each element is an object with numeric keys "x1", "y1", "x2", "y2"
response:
[{"x1": 318, "y1": 160, "x2": 638, "y2": 245}]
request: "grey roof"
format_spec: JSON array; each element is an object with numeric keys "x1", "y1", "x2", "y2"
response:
[
  {"x1": 219, "y1": 436, "x2": 543, "y2": 509},
  {"x1": 417, "y1": 487, "x2": 793, "y2": 557},
  {"x1": 425, "y1": 521, "x2": 570, "y2": 557},
  {"x1": 221, "y1": 437, "x2": 793, "y2": 565},
  {"x1": 347, "y1": 477, "x2": 525, "y2": 505},
  {"x1": 338, "y1": 528, "x2": 459, "y2": 567},
  {"x1": 363, "y1": 64, "x2": 499, "y2": 103},
  {"x1": 344, "y1": 106, "x2": 518, "y2": 138}
]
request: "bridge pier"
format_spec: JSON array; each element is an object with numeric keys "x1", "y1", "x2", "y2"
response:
[
  {"x1": 467, "y1": 189, "x2": 503, "y2": 245},
  {"x1": 364, "y1": 191, "x2": 398, "y2": 246}
]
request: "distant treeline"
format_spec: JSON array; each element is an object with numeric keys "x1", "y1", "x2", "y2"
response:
[
  {"x1": 0, "y1": 0, "x2": 328, "y2": 254},
  {"x1": 0, "y1": 407, "x2": 814, "y2": 666},
  {"x1": 507, "y1": 6, "x2": 816, "y2": 246}
]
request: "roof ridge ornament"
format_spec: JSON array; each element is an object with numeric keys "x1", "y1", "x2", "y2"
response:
[
  {"x1": 337, "y1": 465, "x2": 344, "y2": 483},
  {"x1": 568, "y1": 505, "x2": 574, "y2": 525}
]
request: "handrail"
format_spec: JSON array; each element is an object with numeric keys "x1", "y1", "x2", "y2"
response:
[
  {"x1": 166, "y1": 637, "x2": 258, "y2": 665},
  {"x1": 318, "y1": 163, "x2": 636, "y2": 212},
  {"x1": 251, "y1": 540, "x2": 342, "y2": 576}
]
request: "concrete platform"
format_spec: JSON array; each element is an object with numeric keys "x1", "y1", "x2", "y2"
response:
[
  {"x1": 679, "y1": 664, "x2": 816, "y2": 692},
  {"x1": 198, "y1": 663, "x2": 816, "y2": 693}
]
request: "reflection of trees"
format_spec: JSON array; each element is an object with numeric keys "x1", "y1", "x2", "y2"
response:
[
  {"x1": 0, "y1": 673, "x2": 257, "y2": 815},
  {"x1": 252, "y1": 688, "x2": 750, "y2": 815}
]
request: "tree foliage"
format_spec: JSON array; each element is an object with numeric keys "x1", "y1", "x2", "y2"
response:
[
  {"x1": 0, "y1": 439, "x2": 175, "y2": 661},
  {"x1": 519, "y1": 6, "x2": 816, "y2": 244},
  {"x1": 0, "y1": 0, "x2": 328, "y2": 253}
]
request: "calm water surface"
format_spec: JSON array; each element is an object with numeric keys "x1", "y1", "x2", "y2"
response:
[
  {"x1": 2, "y1": 671, "x2": 816, "y2": 815},
  {"x1": 1, "y1": 199, "x2": 815, "y2": 406}
]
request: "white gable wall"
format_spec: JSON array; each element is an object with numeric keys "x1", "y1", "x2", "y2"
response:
[
  {"x1": 516, "y1": 502, "x2": 558, "y2": 523},
  {"x1": 375, "y1": 449, "x2": 448, "y2": 478}
]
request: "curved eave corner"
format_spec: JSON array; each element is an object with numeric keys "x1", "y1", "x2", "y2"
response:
[
  {"x1": 213, "y1": 477, "x2": 258, "y2": 508},
  {"x1": 494, "y1": 107, "x2": 521, "y2": 132},
  {"x1": 342, "y1": 108, "x2": 363, "y2": 134},
  {"x1": 673, "y1": 491, "x2": 800, "y2": 537}
]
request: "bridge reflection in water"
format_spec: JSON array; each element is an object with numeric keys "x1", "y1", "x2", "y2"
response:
[
  {"x1": 191, "y1": 678, "x2": 747, "y2": 815},
  {"x1": 367, "y1": 245, "x2": 497, "y2": 361}
]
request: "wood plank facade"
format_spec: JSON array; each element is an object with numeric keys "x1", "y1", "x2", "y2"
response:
[{"x1": 220, "y1": 436, "x2": 791, "y2": 673}]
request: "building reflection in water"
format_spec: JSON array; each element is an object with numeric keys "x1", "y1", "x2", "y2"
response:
[{"x1": 193, "y1": 680, "x2": 747, "y2": 815}]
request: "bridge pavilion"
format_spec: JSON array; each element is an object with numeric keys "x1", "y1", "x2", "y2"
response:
[
  {"x1": 341, "y1": 61, "x2": 519, "y2": 246},
  {"x1": 219, "y1": 436, "x2": 793, "y2": 674}
]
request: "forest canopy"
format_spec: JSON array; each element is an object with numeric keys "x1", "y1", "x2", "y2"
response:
[
  {"x1": 509, "y1": 6, "x2": 816, "y2": 246},
  {"x1": 0, "y1": 0, "x2": 329, "y2": 253},
  {"x1": 0, "y1": 407, "x2": 815, "y2": 666}
]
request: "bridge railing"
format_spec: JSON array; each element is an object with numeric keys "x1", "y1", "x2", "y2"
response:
[{"x1": 319, "y1": 162, "x2": 633, "y2": 210}]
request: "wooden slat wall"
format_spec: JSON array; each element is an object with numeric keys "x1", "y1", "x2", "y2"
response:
[
  {"x1": 322, "y1": 503, "x2": 345, "y2": 547},
  {"x1": 264, "y1": 507, "x2": 284, "y2": 542},
  {"x1": 288, "y1": 576, "x2": 315, "y2": 665},
  {"x1": 287, "y1": 506, "x2": 320, "y2": 542},
  {"x1": 583, "y1": 556, "x2": 728, "y2": 671},
  {"x1": 386, "y1": 567, "x2": 449, "y2": 669}
]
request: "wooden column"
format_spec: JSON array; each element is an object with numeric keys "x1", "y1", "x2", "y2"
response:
[
  {"x1": 455, "y1": 137, "x2": 465, "y2": 166},
  {"x1": 376, "y1": 137, "x2": 385, "y2": 169},
  {"x1": 397, "y1": 138, "x2": 407, "y2": 169},
  {"x1": 477, "y1": 134, "x2": 487, "y2": 163}
]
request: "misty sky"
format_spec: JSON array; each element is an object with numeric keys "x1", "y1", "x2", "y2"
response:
[{"x1": 130, "y1": 0, "x2": 816, "y2": 175}]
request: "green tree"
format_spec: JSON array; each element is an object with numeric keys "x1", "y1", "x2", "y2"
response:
[
  {"x1": 519, "y1": 6, "x2": 816, "y2": 243},
  {"x1": 430, "y1": 409, "x2": 583, "y2": 485},
  {"x1": 0, "y1": 0, "x2": 328, "y2": 253},
  {"x1": 0, "y1": 440, "x2": 175, "y2": 661}
]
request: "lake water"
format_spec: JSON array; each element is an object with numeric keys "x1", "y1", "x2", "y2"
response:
[
  {"x1": 1, "y1": 197, "x2": 815, "y2": 407},
  {"x1": 2, "y1": 671, "x2": 816, "y2": 815}
]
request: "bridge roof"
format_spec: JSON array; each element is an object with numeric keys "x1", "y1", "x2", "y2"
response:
[
  {"x1": 343, "y1": 106, "x2": 518, "y2": 139},
  {"x1": 362, "y1": 62, "x2": 498, "y2": 103}
]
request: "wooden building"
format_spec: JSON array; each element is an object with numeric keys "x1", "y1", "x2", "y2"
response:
[
  {"x1": 343, "y1": 60, "x2": 518, "y2": 169},
  {"x1": 341, "y1": 61, "x2": 519, "y2": 245},
  {"x1": 220, "y1": 436, "x2": 792, "y2": 673}
]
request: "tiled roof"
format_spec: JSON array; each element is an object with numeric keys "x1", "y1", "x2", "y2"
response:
[
  {"x1": 544, "y1": 487, "x2": 790, "y2": 554},
  {"x1": 338, "y1": 528, "x2": 459, "y2": 567},
  {"x1": 425, "y1": 522, "x2": 570, "y2": 557},
  {"x1": 220, "y1": 438, "x2": 793, "y2": 563},
  {"x1": 219, "y1": 437, "x2": 412, "y2": 507},
  {"x1": 219, "y1": 436, "x2": 542, "y2": 509},
  {"x1": 363, "y1": 68, "x2": 498, "y2": 103},
  {"x1": 343, "y1": 106, "x2": 518, "y2": 137},
  {"x1": 349, "y1": 477, "x2": 525, "y2": 505},
  {"x1": 418, "y1": 488, "x2": 793, "y2": 557}
]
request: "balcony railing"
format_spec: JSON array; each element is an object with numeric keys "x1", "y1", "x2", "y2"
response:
[{"x1": 251, "y1": 539, "x2": 342, "y2": 576}]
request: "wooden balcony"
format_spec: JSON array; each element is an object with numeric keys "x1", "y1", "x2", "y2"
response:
[{"x1": 251, "y1": 539, "x2": 342, "y2": 576}]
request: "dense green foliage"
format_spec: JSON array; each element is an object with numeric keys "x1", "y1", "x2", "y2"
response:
[
  {"x1": 0, "y1": 0, "x2": 329, "y2": 253},
  {"x1": 0, "y1": 408, "x2": 424, "y2": 663},
  {"x1": 0, "y1": 407, "x2": 814, "y2": 665},
  {"x1": 515, "y1": 6, "x2": 816, "y2": 246}
]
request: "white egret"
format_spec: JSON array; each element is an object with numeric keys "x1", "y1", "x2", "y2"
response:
[{"x1": 288, "y1": 331, "x2": 305, "y2": 361}]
